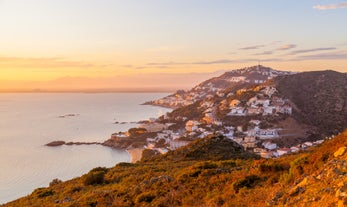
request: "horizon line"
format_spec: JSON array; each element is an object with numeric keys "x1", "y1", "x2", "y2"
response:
[{"x1": 0, "y1": 88, "x2": 178, "y2": 94}]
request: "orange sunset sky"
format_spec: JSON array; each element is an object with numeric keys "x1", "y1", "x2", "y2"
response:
[{"x1": 1, "y1": 0, "x2": 346, "y2": 92}]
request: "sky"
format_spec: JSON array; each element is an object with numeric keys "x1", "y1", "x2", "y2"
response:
[{"x1": 0, "y1": 0, "x2": 347, "y2": 92}]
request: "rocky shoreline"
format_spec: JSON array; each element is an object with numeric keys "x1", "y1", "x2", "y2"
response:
[
  {"x1": 142, "y1": 101, "x2": 176, "y2": 109},
  {"x1": 45, "y1": 141, "x2": 102, "y2": 147},
  {"x1": 46, "y1": 138, "x2": 144, "y2": 163}
]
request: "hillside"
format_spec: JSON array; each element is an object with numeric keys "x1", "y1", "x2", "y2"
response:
[
  {"x1": 104, "y1": 67, "x2": 346, "y2": 161},
  {"x1": 143, "y1": 135, "x2": 259, "y2": 162},
  {"x1": 4, "y1": 130, "x2": 347, "y2": 207},
  {"x1": 144, "y1": 65, "x2": 294, "y2": 108},
  {"x1": 272, "y1": 70, "x2": 347, "y2": 137}
]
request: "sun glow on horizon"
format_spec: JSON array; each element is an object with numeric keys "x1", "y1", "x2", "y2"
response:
[{"x1": 0, "y1": 0, "x2": 346, "y2": 92}]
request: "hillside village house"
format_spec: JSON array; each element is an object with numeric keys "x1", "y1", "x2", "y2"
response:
[
  {"x1": 277, "y1": 105, "x2": 292, "y2": 114},
  {"x1": 228, "y1": 107, "x2": 246, "y2": 116},
  {"x1": 244, "y1": 136, "x2": 257, "y2": 143},
  {"x1": 261, "y1": 86, "x2": 277, "y2": 97},
  {"x1": 290, "y1": 146, "x2": 300, "y2": 153},
  {"x1": 272, "y1": 97, "x2": 286, "y2": 105},
  {"x1": 224, "y1": 126, "x2": 235, "y2": 138},
  {"x1": 262, "y1": 141, "x2": 277, "y2": 150},
  {"x1": 185, "y1": 120, "x2": 200, "y2": 132},
  {"x1": 256, "y1": 129, "x2": 279, "y2": 139},
  {"x1": 247, "y1": 107, "x2": 262, "y2": 115},
  {"x1": 232, "y1": 137, "x2": 244, "y2": 144},
  {"x1": 169, "y1": 140, "x2": 189, "y2": 150},
  {"x1": 263, "y1": 106, "x2": 276, "y2": 115},
  {"x1": 247, "y1": 96, "x2": 270, "y2": 107},
  {"x1": 200, "y1": 100, "x2": 214, "y2": 108},
  {"x1": 202, "y1": 113, "x2": 216, "y2": 125},
  {"x1": 247, "y1": 127, "x2": 279, "y2": 139},
  {"x1": 229, "y1": 99, "x2": 241, "y2": 108},
  {"x1": 276, "y1": 148, "x2": 291, "y2": 156},
  {"x1": 253, "y1": 80, "x2": 265, "y2": 84},
  {"x1": 229, "y1": 76, "x2": 246, "y2": 82},
  {"x1": 250, "y1": 119, "x2": 261, "y2": 126},
  {"x1": 260, "y1": 151, "x2": 273, "y2": 158}
]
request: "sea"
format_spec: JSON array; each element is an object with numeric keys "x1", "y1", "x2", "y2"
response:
[{"x1": 0, "y1": 93, "x2": 171, "y2": 204}]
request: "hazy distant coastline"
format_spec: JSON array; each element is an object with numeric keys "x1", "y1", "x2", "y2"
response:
[{"x1": 0, "y1": 88, "x2": 176, "y2": 93}]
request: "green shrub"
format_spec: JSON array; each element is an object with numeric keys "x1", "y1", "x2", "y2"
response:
[
  {"x1": 87, "y1": 201, "x2": 97, "y2": 207},
  {"x1": 116, "y1": 162, "x2": 134, "y2": 167},
  {"x1": 34, "y1": 188, "x2": 54, "y2": 198},
  {"x1": 279, "y1": 155, "x2": 308, "y2": 184},
  {"x1": 233, "y1": 175, "x2": 262, "y2": 193},
  {"x1": 84, "y1": 171, "x2": 105, "y2": 186},
  {"x1": 136, "y1": 192, "x2": 156, "y2": 204},
  {"x1": 49, "y1": 178, "x2": 62, "y2": 187},
  {"x1": 141, "y1": 149, "x2": 160, "y2": 161},
  {"x1": 259, "y1": 162, "x2": 290, "y2": 173},
  {"x1": 89, "y1": 167, "x2": 108, "y2": 173}
]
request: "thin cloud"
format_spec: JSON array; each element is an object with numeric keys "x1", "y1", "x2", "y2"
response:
[
  {"x1": 134, "y1": 66, "x2": 147, "y2": 70},
  {"x1": 288, "y1": 47, "x2": 336, "y2": 55},
  {"x1": 253, "y1": 51, "x2": 273, "y2": 56},
  {"x1": 313, "y1": 2, "x2": 347, "y2": 10},
  {"x1": 239, "y1": 45, "x2": 265, "y2": 50},
  {"x1": 192, "y1": 59, "x2": 233, "y2": 65},
  {"x1": 277, "y1": 44, "x2": 297, "y2": 51},
  {"x1": 120, "y1": 64, "x2": 134, "y2": 68},
  {"x1": 146, "y1": 57, "x2": 285, "y2": 66},
  {"x1": 292, "y1": 51, "x2": 347, "y2": 61},
  {"x1": 147, "y1": 61, "x2": 185, "y2": 66},
  {"x1": 193, "y1": 58, "x2": 283, "y2": 64},
  {"x1": 0, "y1": 56, "x2": 98, "y2": 68}
]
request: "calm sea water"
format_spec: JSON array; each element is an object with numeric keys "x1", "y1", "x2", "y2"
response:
[{"x1": 0, "y1": 93, "x2": 171, "y2": 204}]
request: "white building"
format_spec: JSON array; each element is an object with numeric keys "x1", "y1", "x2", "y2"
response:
[
  {"x1": 244, "y1": 136, "x2": 257, "y2": 142},
  {"x1": 263, "y1": 106, "x2": 276, "y2": 115},
  {"x1": 229, "y1": 76, "x2": 246, "y2": 82},
  {"x1": 256, "y1": 129, "x2": 279, "y2": 139},
  {"x1": 249, "y1": 120, "x2": 261, "y2": 126},
  {"x1": 228, "y1": 107, "x2": 246, "y2": 116},
  {"x1": 290, "y1": 146, "x2": 300, "y2": 153},
  {"x1": 260, "y1": 151, "x2": 273, "y2": 159},
  {"x1": 262, "y1": 141, "x2": 277, "y2": 150},
  {"x1": 169, "y1": 140, "x2": 189, "y2": 150},
  {"x1": 262, "y1": 86, "x2": 277, "y2": 98},
  {"x1": 277, "y1": 148, "x2": 291, "y2": 156}
]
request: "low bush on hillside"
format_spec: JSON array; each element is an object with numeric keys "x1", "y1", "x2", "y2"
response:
[
  {"x1": 84, "y1": 170, "x2": 106, "y2": 186},
  {"x1": 233, "y1": 175, "x2": 262, "y2": 193},
  {"x1": 7, "y1": 131, "x2": 347, "y2": 207}
]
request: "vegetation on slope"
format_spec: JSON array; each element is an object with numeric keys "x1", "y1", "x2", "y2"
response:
[
  {"x1": 5, "y1": 130, "x2": 347, "y2": 207},
  {"x1": 273, "y1": 70, "x2": 347, "y2": 137},
  {"x1": 143, "y1": 135, "x2": 259, "y2": 162}
]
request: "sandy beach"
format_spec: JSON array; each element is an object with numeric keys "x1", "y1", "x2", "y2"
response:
[{"x1": 127, "y1": 148, "x2": 144, "y2": 163}]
